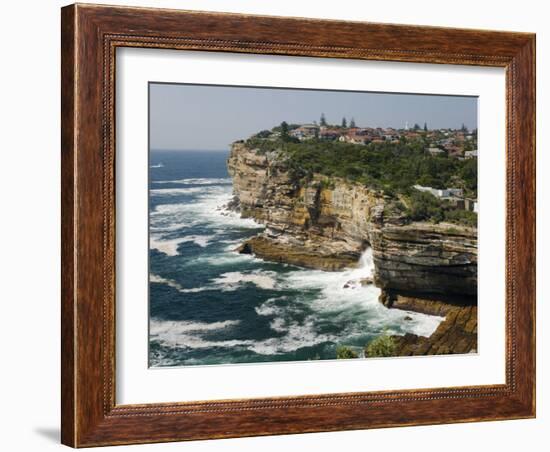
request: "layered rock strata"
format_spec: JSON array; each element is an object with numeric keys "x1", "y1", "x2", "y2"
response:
[
  {"x1": 227, "y1": 142, "x2": 478, "y2": 354},
  {"x1": 392, "y1": 306, "x2": 478, "y2": 356}
]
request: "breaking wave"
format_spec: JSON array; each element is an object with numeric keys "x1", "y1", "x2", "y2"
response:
[
  {"x1": 153, "y1": 177, "x2": 232, "y2": 186},
  {"x1": 211, "y1": 270, "x2": 278, "y2": 291},
  {"x1": 149, "y1": 317, "x2": 337, "y2": 356}
]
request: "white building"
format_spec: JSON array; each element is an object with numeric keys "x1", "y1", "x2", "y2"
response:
[
  {"x1": 290, "y1": 124, "x2": 319, "y2": 141},
  {"x1": 413, "y1": 185, "x2": 464, "y2": 199},
  {"x1": 426, "y1": 147, "x2": 445, "y2": 156}
]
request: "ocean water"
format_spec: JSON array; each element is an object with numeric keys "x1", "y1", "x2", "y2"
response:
[{"x1": 149, "y1": 150, "x2": 443, "y2": 367}]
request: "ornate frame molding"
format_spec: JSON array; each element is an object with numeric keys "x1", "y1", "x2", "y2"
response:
[{"x1": 62, "y1": 4, "x2": 535, "y2": 447}]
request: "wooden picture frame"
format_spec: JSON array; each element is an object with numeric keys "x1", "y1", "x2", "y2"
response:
[{"x1": 61, "y1": 3, "x2": 535, "y2": 447}]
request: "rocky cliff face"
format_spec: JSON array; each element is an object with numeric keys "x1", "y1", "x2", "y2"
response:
[
  {"x1": 373, "y1": 223, "x2": 477, "y2": 299},
  {"x1": 392, "y1": 305, "x2": 477, "y2": 356},
  {"x1": 227, "y1": 142, "x2": 477, "y2": 306}
]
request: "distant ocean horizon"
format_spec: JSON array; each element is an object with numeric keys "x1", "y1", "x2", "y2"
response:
[
  {"x1": 151, "y1": 148, "x2": 231, "y2": 153},
  {"x1": 148, "y1": 149, "x2": 443, "y2": 367}
]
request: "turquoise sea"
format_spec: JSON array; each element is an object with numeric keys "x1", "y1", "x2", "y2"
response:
[{"x1": 148, "y1": 150, "x2": 442, "y2": 367}]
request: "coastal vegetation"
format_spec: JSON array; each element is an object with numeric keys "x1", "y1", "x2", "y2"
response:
[
  {"x1": 228, "y1": 130, "x2": 479, "y2": 358},
  {"x1": 245, "y1": 129, "x2": 477, "y2": 227},
  {"x1": 335, "y1": 332, "x2": 397, "y2": 360},
  {"x1": 365, "y1": 333, "x2": 396, "y2": 358},
  {"x1": 405, "y1": 190, "x2": 477, "y2": 227},
  {"x1": 336, "y1": 346, "x2": 359, "y2": 359},
  {"x1": 247, "y1": 136, "x2": 476, "y2": 194}
]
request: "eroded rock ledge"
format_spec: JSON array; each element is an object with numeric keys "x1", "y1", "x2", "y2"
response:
[
  {"x1": 236, "y1": 235, "x2": 359, "y2": 271},
  {"x1": 392, "y1": 306, "x2": 478, "y2": 356},
  {"x1": 227, "y1": 142, "x2": 478, "y2": 354}
]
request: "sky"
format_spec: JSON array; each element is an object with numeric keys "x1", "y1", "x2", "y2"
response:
[{"x1": 150, "y1": 83, "x2": 477, "y2": 151}]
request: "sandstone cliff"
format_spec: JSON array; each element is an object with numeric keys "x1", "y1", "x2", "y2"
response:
[
  {"x1": 392, "y1": 305, "x2": 477, "y2": 356},
  {"x1": 227, "y1": 142, "x2": 478, "y2": 355},
  {"x1": 227, "y1": 142, "x2": 477, "y2": 307}
]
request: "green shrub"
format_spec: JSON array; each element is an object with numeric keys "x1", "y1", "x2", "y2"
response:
[
  {"x1": 336, "y1": 346, "x2": 359, "y2": 359},
  {"x1": 405, "y1": 191, "x2": 444, "y2": 222},
  {"x1": 444, "y1": 209, "x2": 478, "y2": 227},
  {"x1": 403, "y1": 190, "x2": 478, "y2": 226},
  {"x1": 365, "y1": 333, "x2": 396, "y2": 358},
  {"x1": 254, "y1": 129, "x2": 272, "y2": 139},
  {"x1": 319, "y1": 178, "x2": 335, "y2": 190},
  {"x1": 239, "y1": 137, "x2": 478, "y2": 227},
  {"x1": 277, "y1": 139, "x2": 476, "y2": 199}
]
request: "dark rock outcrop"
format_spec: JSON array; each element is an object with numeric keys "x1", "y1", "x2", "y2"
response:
[
  {"x1": 379, "y1": 290, "x2": 476, "y2": 316},
  {"x1": 371, "y1": 223, "x2": 477, "y2": 298},
  {"x1": 236, "y1": 235, "x2": 358, "y2": 271},
  {"x1": 392, "y1": 306, "x2": 477, "y2": 356}
]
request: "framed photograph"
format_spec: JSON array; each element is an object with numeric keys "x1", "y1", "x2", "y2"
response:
[{"x1": 61, "y1": 3, "x2": 535, "y2": 447}]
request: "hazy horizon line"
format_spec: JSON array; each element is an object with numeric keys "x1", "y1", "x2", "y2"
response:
[{"x1": 151, "y1": 148, "x2": 230, "y2": 152}]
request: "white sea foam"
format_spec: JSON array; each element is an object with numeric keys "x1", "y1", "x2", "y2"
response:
[
  {"x1": 269, "y1": 317, "x2": 287, "y2": 333},
  {"x1": 181, "y1": 235, "x2": 211, "y2": 247},
  {"x1": 150, "y1": 274, "x2": 205, "y2": 293},
  {"x1": 211, "y1": 270, "x2": 277, "y2": 291},
  {"x1": 254, "y1": 297, "x2": 287, "y2": 317},
  {"x1": 278, "y1": 248, "x2": 443, "y2": 338},
  {"x1": 150, "y1": 319, "x2": 243, "y2": 348},
  {"x1": 279, "y1": 248, "x2": 377, "y2": 309},
  {"x1": 397, "y1": 311, "x2": 443, "y2": 338},
  {"x1": 194, "y1": 252, "x2": 256, "y2": 266},
  {"x1": 151, "y1": 319, "x2": 240, "y2": 334},
  {"x1": 150, "y1": 224, "x2": 187, "y2": 233},
  {"x1": 150, "y1": 274, "x2": 184, "y2": 291},
  {"x1": 210, "y1": 208, "x2": 262, "y2": 229},
  {"x1": 150, "y1": 185, "x2": 262, "y2": 233},
  {"x1": 150, "y1": 187, "x2": 212, "y2": 196},
  {"x1": 149, "y1": 317, "x2": 336, "y2": 355},
  {"x1": 248, "y1": 318, "x2": 338, "y2": 355},
  {"x1": 152, "y1": 267, "x2": 276, "y2": 294},
  {"x1": 149, "y1": 237, "x2": 187, "y2": 256},
  {"x1": 150, "y1": 234, "x2": 214, "y2": 255},
  {"x1": 153, "y1": 178, "x2": 232, "y2": 186}
]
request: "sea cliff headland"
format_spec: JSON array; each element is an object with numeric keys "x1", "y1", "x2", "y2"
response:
[{"x1": 226, "y1": 125, "x2": 478, "y2": 356}]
